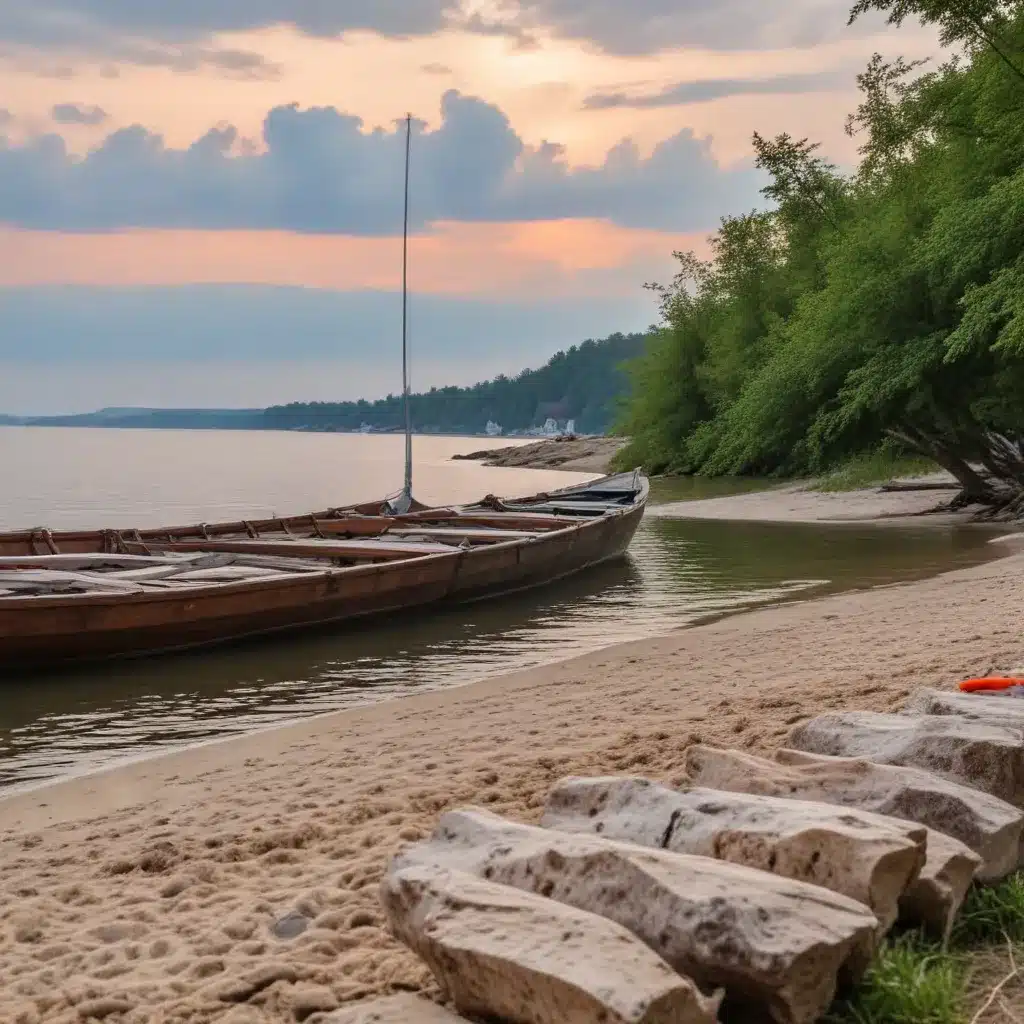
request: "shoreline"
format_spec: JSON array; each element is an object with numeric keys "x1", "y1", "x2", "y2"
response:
[
  {"x1": 2, "y1": 527, "x2": 1018, "y2": 828},
  {"x1": 3, "y1": 522, "x2": 1024, "y2": 1021},
  {"x1": 652, "y1": 478, "x2": 992, "y2": 526},
  {"x1": 6, "y1": 481, "x2": 1015, "y2": 805}
]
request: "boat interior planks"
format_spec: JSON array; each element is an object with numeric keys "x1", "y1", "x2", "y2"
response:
[{"x1": 0, "y1": 470, "x2": 648, "y2": 670}]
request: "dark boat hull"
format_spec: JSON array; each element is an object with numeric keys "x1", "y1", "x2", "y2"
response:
[{"x1": 0, "y1": 475, "x2": 647, "y2": 670}]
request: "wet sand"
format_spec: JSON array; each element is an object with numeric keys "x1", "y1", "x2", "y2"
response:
[{"x1": 2, "y1": 488, "x2": 1024, "y2": 1024}]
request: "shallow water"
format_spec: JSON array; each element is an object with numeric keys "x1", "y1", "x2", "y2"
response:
[{"x1": 0, "y1": 428, "x2": 1005, "y2": 792}]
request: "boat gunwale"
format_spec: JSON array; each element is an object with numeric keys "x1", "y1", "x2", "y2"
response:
[
  {"x1": 0, "y1": 477, "x2": 646, "y2": 612},
  {"x1": 0, "y1": 470, "x2": 644, "y2": 548}
]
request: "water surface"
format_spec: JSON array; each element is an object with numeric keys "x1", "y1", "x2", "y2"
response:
[
  {"x1": 0, "y1": 426, "x2": 573, "y2": 530},
  {"x1": 0, "y1": 428, "x2": 1004, "y2": 792}
]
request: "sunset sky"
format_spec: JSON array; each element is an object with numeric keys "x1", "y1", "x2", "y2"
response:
[{"x1": 0, "y1": 1, "x2": 937, "y2": 413}]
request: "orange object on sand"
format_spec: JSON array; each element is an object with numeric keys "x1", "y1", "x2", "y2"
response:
[{"x1": 959, "y1": 677, "x2": 1024, "y2": 692}]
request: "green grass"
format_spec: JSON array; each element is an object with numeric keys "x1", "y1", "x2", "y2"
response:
[
  {"x1": 814, "y1": 450, "x2": 938, "y2": 493},
  {"x1": 824, "y1": 875, "x2": 1024, "y2": 1024},
  {"x1": 826, "y1": 933, "x2": 965, "y2": 1024},
  {"x1": 952, "y1": 873, "x2": 1024, "y2": 948}
]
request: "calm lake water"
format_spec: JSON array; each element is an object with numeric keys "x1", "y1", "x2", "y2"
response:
[{"x1": 0, "y1": 427, "x2": 1006, "y2": 793}]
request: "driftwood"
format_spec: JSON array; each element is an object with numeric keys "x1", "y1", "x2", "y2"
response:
[{"x1": 878, "y1": 481, "x2": 960, "y2": 492}]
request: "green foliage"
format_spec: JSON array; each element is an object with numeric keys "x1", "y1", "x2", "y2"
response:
[
  {"x1": 848, "y1": 0, "x2": 1024, "y2": 84},
  {"x1": 618, "y1": 2, "x2": 1024, "y2": 499},
  {"x1": 822, "y1": 877, "x2": 1024, "y2": 1024},
  {"x1": 815, "y1": 448, "x2": 936, "y2": 491},
  {"x1": 952, "y1": 873, "x2": 1024, "y2": 947},
  {"x1": 825, "y1": 934, "x2": 965, "y2": 1024},
  {"x1": 265, "y1": 332, "x2": 646, "y2": 436}
]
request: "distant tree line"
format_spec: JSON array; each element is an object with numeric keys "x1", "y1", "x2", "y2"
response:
[
  {"x1": 263, "y1": 332, "x2": 646, "y2": 435},
  {"x1": 615, "y1": 0, "x2": 1024, "y2": 514},
  {"x1": 1, "y1": 409, "x2": 265, "y2": 429}
]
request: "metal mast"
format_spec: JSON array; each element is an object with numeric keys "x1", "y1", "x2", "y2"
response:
[{"x1": 400, "y1": 112, "x2": 413, "y2": 507}]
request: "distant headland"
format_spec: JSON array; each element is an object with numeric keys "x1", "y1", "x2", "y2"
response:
[{"x1": 1, "y1": 331, "x2": 644, "y2": 439}]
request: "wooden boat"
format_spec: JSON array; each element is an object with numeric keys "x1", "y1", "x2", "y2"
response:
[
  {"x1": 0, "y1": 118, "x2": 647, "y2": 671},
  {"x1": 0, "y1": 471, "x2": 648, "y2": 670}
]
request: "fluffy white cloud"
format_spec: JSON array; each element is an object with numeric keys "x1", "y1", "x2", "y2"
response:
[{"x1": 0, "y1": 90, "x2": 766, "y2": 233}]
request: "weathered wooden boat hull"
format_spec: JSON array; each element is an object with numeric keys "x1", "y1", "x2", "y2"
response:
[{"x1": 0, "y1": 474, "x2": 647, "y2": 670}]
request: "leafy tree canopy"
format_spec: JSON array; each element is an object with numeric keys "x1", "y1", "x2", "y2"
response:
[{"x1": 615, "y1": 0, "x2": 1024, "y2": 513}]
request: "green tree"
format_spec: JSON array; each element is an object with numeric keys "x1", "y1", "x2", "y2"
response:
[
  {"x1": 616, "y1": 0, "x2": 1024, "y2": 512},
  {"x1": 264, "y1": 331, "x2": 647, "y2": 437}
]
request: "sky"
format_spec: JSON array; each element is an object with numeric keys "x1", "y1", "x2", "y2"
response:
[{"x1": 0, "y1": 1, "x2": 939, "y2": 414}]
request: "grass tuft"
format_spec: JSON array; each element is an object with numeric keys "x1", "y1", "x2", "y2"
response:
[
  {"x1": 952, "y1": 874, "x2": 1024, "y2": 948},
  {"x1": 815, "y1": 450, "x2": 937, "y2": 493},
  {"x1": 826, "y1": 933, "x2": 965, "y2": 1024},
  {"x1": 826, "y1": 877, "x2": 1024, "y2": 1024}
]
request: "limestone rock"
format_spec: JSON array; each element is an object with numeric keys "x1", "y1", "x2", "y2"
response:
[
  {"x1": 541, "y1": 775, "x2": 924, "y2": 933},
  {"x1": 903, "y1": 688, "x2": 1024, "y2": 728},
  {"x1": 381, "y1": 861, "x2": 722, "y2": 1024},
  {"x1": 684, "y1": 746, "x2": 984, "y2": 938},
  {"x1": 686, "y1": 745, "x2": 1018, "y2": 882},
  {"x1": 787, "y1": 711, "x2": 1024, "y2": 809},
  {"x1": 774, "y1": 748, "x2": 1020, "y2": 881},
  {"x1": 324, "y1": 994, "x2": 467, "y2": 1023},
  {"x1": 394, "y1": 807, "x2": 878, "y2": 1024},
  {"x1": 899, "y1": 829, "x2": 979, "y2": 943}
]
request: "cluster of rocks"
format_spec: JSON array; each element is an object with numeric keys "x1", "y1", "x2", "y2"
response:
[
  {"x1": 329, "y1": 688, "x2": 1024, "y2": 1024},
  {"x1": 450, "y1": 436, "x2": 627, "y2": 472}
]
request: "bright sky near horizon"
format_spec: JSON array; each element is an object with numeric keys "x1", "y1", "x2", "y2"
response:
[{"x1": 0, "y1": 1, "x2": 938, "y2": 413}]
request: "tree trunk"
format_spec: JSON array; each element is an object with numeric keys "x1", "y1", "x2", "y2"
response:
[
  {"x1": 888, "y1": 425, "x2": 994, "y2": 501},
  {"x1": 980, "y1": 431, "x2": 1024, "y2": 488}
]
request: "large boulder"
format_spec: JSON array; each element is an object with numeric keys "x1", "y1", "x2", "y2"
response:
[
  {"x1": 381, "y1": 861, "x2": 722, "y2": 1024},
  {"x1": 685, "y1": 746, "x2": 982, "y2": 941},
  {"x1": 898, "y1": 828, "x2": 980, "y2": 942},
  {"x1": 325, "y1": 995, "x2": 467, "y2": 1023},
  {"x1": 541, "y1": 775, "x2": 924, "y2": 933},
  {"x1": 773, "y1": 748, "x2": 1020, "y2": 881},
  {"x1": 903, "y1": 688, "x2": 1024, "y2": 729},
  {"x1": 787, "y1": 711, "x2": 1024, "y2": 810},
  {"x1": 394, "y1": 807, "x2": 879, "y2": 1024}
]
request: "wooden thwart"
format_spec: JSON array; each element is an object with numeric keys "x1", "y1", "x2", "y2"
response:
[
  {"x1": 127, "y1": 537, "x2": 456, "y2": 561},
  {"x1": 388, "y1": 527, "x2": 545, "y2": 543}
]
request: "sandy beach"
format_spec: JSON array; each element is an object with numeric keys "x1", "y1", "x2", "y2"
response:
[
  {"x1": 653, "y1": 478, "x2": 966, "y2": 523},
  {"x1": 3, "y1": 488, "x2": 1024, "y2": 1024}
]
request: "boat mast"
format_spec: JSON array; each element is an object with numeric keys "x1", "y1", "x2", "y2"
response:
[{"x1": 400, "y1": 112, "x2": 413, "y2": 507}]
